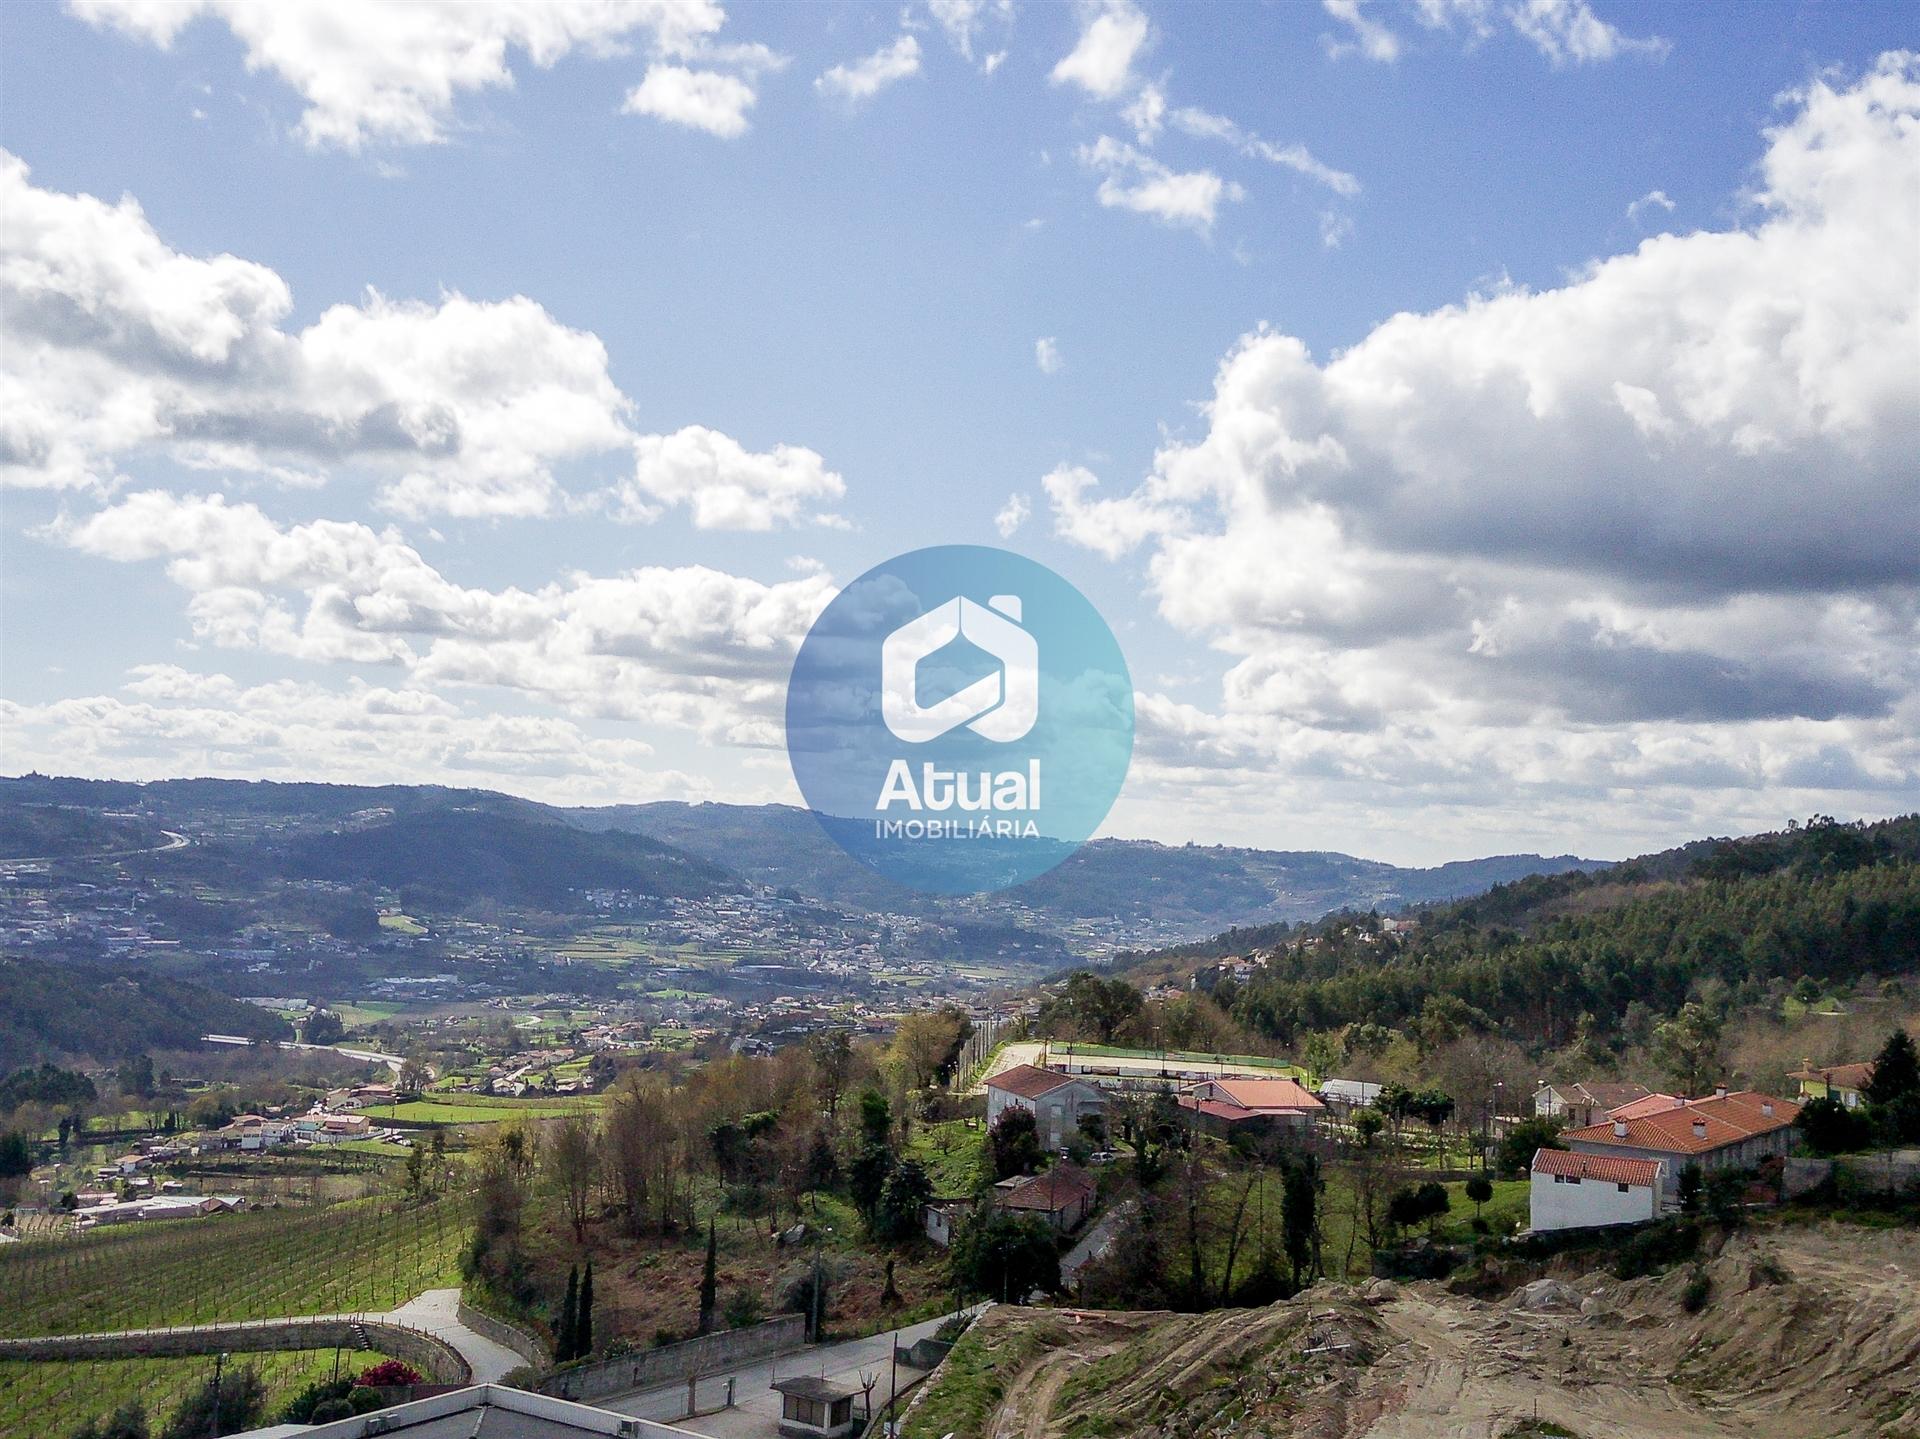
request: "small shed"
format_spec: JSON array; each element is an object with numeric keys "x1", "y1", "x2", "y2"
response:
[{"x1": 774, "y1": 1376, "x2": 862, "y2": 1438}]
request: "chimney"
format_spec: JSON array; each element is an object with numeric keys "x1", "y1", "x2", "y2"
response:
[
  {"x1": 1692, "y1": 1119, "x2": 1708, "y2": 1139},
  {"x1": 1613, "y1": 1120, "x2": 1629, "y2": 1138},
  {"x1": 1713, "y1": 1085, "x2": 1727, "y2": 1100},
  {"x1": 1672, "y1": 1096, "x2": 1686, "y2": 1108},
  {"x1": 1761, "y1": 1101, "x2": 1774, "y2": 1117}
]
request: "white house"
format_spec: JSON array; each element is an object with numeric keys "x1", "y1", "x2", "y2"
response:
[
  {"x1": 1529, "y1": 1148, "x2": 1664, "y2": 1232},
  {"x1": 984, "y1": 1064, "x2": 1106, "y2": 1149}
]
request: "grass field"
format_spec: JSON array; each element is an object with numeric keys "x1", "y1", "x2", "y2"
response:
[
  {"x1": 0, "y1": 1346, "x2": 400, "y2": 1439},
  {"x1": 0, "y1": 1192, "x2": 472, "y2": 1338},
  {"x1": 360, "y1": 1094, "x2": 601, "y2": 1125}
]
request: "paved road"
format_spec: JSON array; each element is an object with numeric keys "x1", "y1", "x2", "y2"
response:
[
  {"x1": 1061, "y1": 1201, "x2": 1132, "y2": 1286},
  {"x1": 606, "y1": 1307, "x2": 984, "y2": 1439},
  {"x1": 389, "y1": 1288, "x2": 526, "y2": 1381}
]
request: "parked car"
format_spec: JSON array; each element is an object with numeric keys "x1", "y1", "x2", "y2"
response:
[{"x1": 1088, "y1": 1150, "x2": 1118, "y2": 1165}]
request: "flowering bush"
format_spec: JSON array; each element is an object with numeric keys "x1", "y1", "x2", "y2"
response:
[{"x1": 355, "y1": 1360, "x2": 425, "y2": 1388}]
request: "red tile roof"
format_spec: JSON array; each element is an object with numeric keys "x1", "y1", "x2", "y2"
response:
[
  {"x1": 1564, "y1": 1090, "x2": 1800, "y2": 1156},
  {"x1": 1606, "y1": 1093, "x2": 1685, "y2": 1121},
  {"x1": 1532, "y1": 1147, "x2": 1663, "y2": 1186},
  {"x1": 995, "y1": 1164, "x2": 1096, "y2": 1213},
  {"x1": 1787, "y1": 1060, "x2": 1875, "y2": 1091},
  {"x1": 1201, "y1": 1078, "x2": 1325, "y2": 1113},
  {"x1": 985, "y1": 1063, "x2": 1077, "y2": 1099}
]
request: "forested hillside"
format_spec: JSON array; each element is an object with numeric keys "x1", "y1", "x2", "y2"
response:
[
  {"x1": 0, "y1": 958, "x2": 291, "y2": 1069},
  {"x1": 1204, "y1": 816, "x2": 1920, "y2": 1052}
]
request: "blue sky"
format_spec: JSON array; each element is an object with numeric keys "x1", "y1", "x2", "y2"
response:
[{"x1": 2, "y1": 1, "x2": 1916, "y2": 864}]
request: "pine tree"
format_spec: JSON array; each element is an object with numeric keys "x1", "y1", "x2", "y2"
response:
[
  {"x1": 698, "y1": 1221, "x2": 717, "y2": 1335},
  {"x1": 556, "y1": 1265, "x2": 579, "y2": 1362},
  {"x1": 1865, "y1": 1029, "x2": 1919, "y2": 1106},
  {"x1": 577, "y1": 1261, "x2": 594, "y2": 1358}
]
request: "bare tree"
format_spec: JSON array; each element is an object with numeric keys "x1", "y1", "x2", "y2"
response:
[{"x1": 547, "y1": 1114, "x2": 600, "y2": 1245}]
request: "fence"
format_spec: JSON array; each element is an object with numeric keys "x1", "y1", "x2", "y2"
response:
[
  {"x1": 538, "y1": 1314, "x2": 806, "y2": 1403},
  {"x1": 1783, "y1": 1151, "x2": 1920, "y2": 1199}
]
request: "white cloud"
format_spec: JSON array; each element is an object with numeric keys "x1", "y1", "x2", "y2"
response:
[
  {"x1": 1169, "y1": 108, "x2": 1360, "y2": 196},
  {"x1": 616, "y1": 426, "x2": 845, "y2": 530},
  {"x1": 1048, "y1": 56, "x2": 1920, "y2": 838},
  {"x1": 816, "y1": 35, "x2": 922, "y2": 103},
  {"x1": 52, "y1": 489, "x2": 839, "y2": 738},
  {"x1": 927, "y1": 0, "x2": 1012, "y2": 68},
  {"x1": 1626, "y1": 188, "x2": 1676, "y2": 224},
  {"x1": 1050, "y1": 0, "x2": 1149, "y2": 100},
  {"x1": 1327, "y1": 0, "x2": 1666, "y2": 68},
  {"x1": 0, "y1": 153, "x2": 844, "y2": 525},
  {"x1": 1075, "y1": 136, "x2": 1245, "y2": 234},
  {"x1": 623, "y1": 65, "x2": 756, "y2": 137},
  {"x1": 1319, "y1": 210, "x2": 1356, "y2": 248},
  {"x1": 1122, "y1": 82, "x2": 1166, "y2": 144},
  {"x1": 1322, "y1": 0, "x2": 1401, "y2": 62},
  {"x1": 1034, "y1": 337, "x2": 1064, "y2": 374},
  {"x1": 1507, "y1": 0, "x2": 1669, "y2": 66},
  {"x1": 69, "y1": 0, "x2": 734, "y2": 150},
  {"x1": 994, "y1": 492, "x2": 1031, "y2": 537}
]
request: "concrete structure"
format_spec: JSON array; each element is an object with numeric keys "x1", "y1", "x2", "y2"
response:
[
  {"x1": 1528, "y1": 1147, "x2": 1663, "y2": 1231},
  {"x1": 1178, "y1": 1077, "x2": 1324, "y2": 1138},
  {"x1": 233, "y1": 1383, "x2": 698, "y2": 1438},
  {"x1": 992, "y1": 1164, "x2": 1096, "y2": 1232},
  {"x1": 542, "y1": 1315, "x2": 806, "y2": 1403},
  {"x1": 1318, "y1": 1078, "x2": 1382, "y2": 1113},
  {"x1": 984, "y1": 1064, "x2": 1105, "y2": 1149},
  {"x1": 921, "y1": 1196, "x2": 973, "y2": 1248},
  {"x1": 1563, "y1": 1089, "x2": 1801, "y2": 1200},
  {"x1": 1533, "y1": 1081, "x2": 1658, "y2": 1129},
  {"x1": 774, "y1": 1375, "x2": 861, "y2": 1438},
  {"x1": 1787, "y1": 1059, "x2": 1876, "y2": 1110}
]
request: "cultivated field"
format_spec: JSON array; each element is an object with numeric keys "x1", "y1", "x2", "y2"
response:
[
  {"x1": 0, "y1": 1346, "x2": 400, "y2": 1439},
  {"x1": 0, "y1": 1192, "x2": 472, "y2": 1337}
]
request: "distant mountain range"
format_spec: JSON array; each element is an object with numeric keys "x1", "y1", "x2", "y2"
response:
[
  {"x1": 570, "y1": 799, "x2": 1606, "y2": 934},
  {"x1": 2, "y1": 775, "x2": 1607, "y2": 947}
]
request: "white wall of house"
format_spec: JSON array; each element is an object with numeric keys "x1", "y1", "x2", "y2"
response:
[
  {"x1": 1529, "y1": 1170, "x2": 1660, "y2": 1231},
  {"x1": 987, "y1": 1081, "x2": 1105, "y2": 1148}
]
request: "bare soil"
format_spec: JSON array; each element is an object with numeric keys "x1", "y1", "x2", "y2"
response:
[{"x1": 939, "y1": 1221, "x2": 1920, "y2": 1439}]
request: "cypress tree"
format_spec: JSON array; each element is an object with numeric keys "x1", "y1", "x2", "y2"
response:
[
  {"x1": 578, "y1": 1260, "x2": 594, "y2": 1358},
  {"x1": 557, "y1": 1265, "x2": 579, "y2": 1362},
  {"x1": 698, "y1": 1221, "x2": 717, "y2": 1335}
]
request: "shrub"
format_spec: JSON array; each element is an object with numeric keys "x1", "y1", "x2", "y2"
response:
[
  {"x1": 1680, "y1": 1267, "x2": 1713, "y2": 1314},
  {"x1": 309, "y1": 1399, "x2": 354, "y2": 1423},
  {"x1": 355, "y1": 1360, "x2": 425, "y2": 1388},
  {"x1": 346, "y1": 1386, "x2": 388, "y2": 1415},
  {"x1": 722, "y1": 1286, "x2": 765, "y2": 1329}
]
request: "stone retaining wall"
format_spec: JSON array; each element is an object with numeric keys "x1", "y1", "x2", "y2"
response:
[
  {"x1": 0, "y1": 1318, "x2": 469, "y2": 1383},
  {"x1": 457, "y1": 1298, "x2": 549, "y2": 1370},
  {"x1": 539, "y1": 1314, "x2": 805, "y2": 1402}
]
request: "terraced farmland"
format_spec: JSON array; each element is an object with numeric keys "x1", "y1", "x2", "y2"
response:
[
  {"x1": 0, "y1": 1192, "x2": 472, "y2": 1338},
  {"x1": 0, "y1": 1346, "x2": 401, "y2": 1439}
]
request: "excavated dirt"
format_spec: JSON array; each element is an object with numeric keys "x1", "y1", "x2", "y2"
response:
[{"x1": 952, "y1": 1223, "x2": 1920, "y2": 1439}]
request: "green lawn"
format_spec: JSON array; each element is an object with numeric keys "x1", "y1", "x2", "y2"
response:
[
  {"x1": 0, "y1": 1192, "x2": 472, "y2": 1337},
  {"x1": 360, "y1": 1095, "x2": 600, "y2": 1125},
  {"x1": 0, "y1": 1346, "x2": 400, "y2": 1439}
]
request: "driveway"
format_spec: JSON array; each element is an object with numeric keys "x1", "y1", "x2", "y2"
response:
[{"x1": 605, "y1": 1307, "x2": 984, "y2": 1439}]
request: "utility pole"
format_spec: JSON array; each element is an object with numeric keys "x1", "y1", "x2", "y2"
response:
[
  {"x1": 887, "y1": 1326, "x2": 899, "y2": 1434},
  {"x1": 208, "y1": 1351, "x2": 227, "y2": 1439}
]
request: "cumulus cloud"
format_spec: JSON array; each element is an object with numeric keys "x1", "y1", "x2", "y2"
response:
[
  {"x1": 0, "y1": 154, "x2": 844, "y2": 525},
  {"x1": 1507, "y1": 0, "x2": 1669, "y2": 66},
  {"x1": 1034, "y1": 337, "x2": 1064, "y2": 374},
  {"x1": 0, "y1": 666, "x2": 736, "y2": 804},
  {"x1": 616, "y1": 426, "x2": 845, "y2": 529},
  {"x1": 994, "y1": 492, "x2": 1031, "y2": 537},
  {"x1": 1051, "y1": 0, "x2": 1150, "y2": 100},
  {"x1": 1049, "y1": 56, "x2": 1920, "y2": 838},
  {"x1": 623, "y1": 65, "x2": 757, "y2": 137},
  {"x1": 816, "y1": 35, "x2": 922, "y2": 103},
  {"x1": 1075, "y1": 136, "x2": 1245, "y2": 234},
  {"x1": 69, "y1": 0, "x2": 736, "y2": 150},
  {"x1": 1322, "y1": 0, "x2": 1401, "y2": 62},
  {"x1": 52, "y1": 489, "x2": 838, "y2": 739}
]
